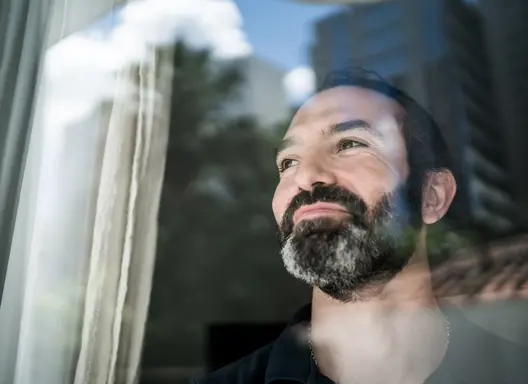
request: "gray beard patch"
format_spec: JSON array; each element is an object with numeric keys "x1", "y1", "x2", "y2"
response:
[{"x1": 280, "y1": 198, "x2": 415, "y2": 302}]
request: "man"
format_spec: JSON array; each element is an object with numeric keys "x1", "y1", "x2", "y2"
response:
[{"x1": 194, "y1": 69, "x2": 528, "y2": 384}]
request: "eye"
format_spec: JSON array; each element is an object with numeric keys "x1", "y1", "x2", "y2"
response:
[
  {"x1": 337, "y1": 138, "x2": 368, "y2": 152},
  {"x1": 278, "y1": 158, "x2": 298, "y2": 173}
]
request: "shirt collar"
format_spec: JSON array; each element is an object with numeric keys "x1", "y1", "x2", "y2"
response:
[{"x1": 265, "y1": 303, "x2": 313, "y2": 383}]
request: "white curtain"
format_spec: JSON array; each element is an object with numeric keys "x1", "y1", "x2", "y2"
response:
[
  {"x1": 0, "y1": 30, "x2": 173, "y2": 384},
  {"x1": 74, "y1": 47, "x2": 173, "y2": 384},
  {"x1": 0, "y1": 0, "x2": 54, "y2": 309}
]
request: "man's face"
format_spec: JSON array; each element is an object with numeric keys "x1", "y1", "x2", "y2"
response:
[{"x1": 272, "y1": 86, "x2": 419, "y2": 302}]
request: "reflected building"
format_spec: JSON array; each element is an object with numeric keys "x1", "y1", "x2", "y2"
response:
[
  {"x1": 309, "y1": 0, "x2": 471, "y2": 230},
  {"x1": 477, "y1": 0, "x2": 528, "y2": 232},
  {"x1": 443, "y1": 0, "x2": 515, "y2": 235},
  {"x1": 307, "y1": 0, "x2": 528, "y2": 237},
  {"x1": 222, "y1": 55, "x2": 290, "y2": 127}
]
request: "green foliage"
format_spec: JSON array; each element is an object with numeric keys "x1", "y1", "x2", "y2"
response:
[
  {"x1": 426, "y1": 221, "x2": 480, "y2": 267},
  {"x1": 143, "y1": 42, "x2": 307, "y2": 368}
]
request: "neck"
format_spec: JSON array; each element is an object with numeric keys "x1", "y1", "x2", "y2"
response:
[{"x1": 310, "y1": 249, "x2": 448, "y2": 384}]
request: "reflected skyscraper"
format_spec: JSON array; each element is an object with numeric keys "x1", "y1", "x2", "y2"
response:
[
  {"x1": 307, "y1": 0, "x2": 528, "y2": 237},
  {"x1": 478, "y1": 0, "x2": 528, "y2": 232},
  {"x1": 224, "y1": 55, "x2": 290, "y2": 127},
  {"x1": 443, "y1": 0, "x2": 515, "y2": 235},
  {"x1": 309, "y1": 0, "x2": 471, "y2": 229}
]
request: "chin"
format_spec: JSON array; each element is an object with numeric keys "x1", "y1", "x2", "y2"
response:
[{"x1": 280, "y1": 219, "x2": 411, "y2": 303}]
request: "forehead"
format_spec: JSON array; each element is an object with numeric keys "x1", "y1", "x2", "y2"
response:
[{"x1": 287, "y1": 85, "x2": 404, "y2": 137}]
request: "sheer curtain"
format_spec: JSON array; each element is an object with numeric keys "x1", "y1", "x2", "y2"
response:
[
  {"x1": 0, "y1": 4, "x2": 173, "y2": 384},
  {"x1": 0, "y1": 0, "x2": 54, "y2": 306},
  {"x1": 73, "y1": 47, "x2": 173, "y2": 384},
  {"x1": 0, "y1": 0, "x2": 56, "y2": 382}
]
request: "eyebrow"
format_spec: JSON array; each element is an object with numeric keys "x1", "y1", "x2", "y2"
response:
[
  {"x1": 329, "y1": 119, "x2": 381, "y2": 138},
  {"x1": 274, "y1": 119, "x2": 381, "y2": 161}
]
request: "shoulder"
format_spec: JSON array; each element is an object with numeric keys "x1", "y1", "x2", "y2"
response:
[{"x1": 192, "y1": 342, "x2": 274, "y2": 384}]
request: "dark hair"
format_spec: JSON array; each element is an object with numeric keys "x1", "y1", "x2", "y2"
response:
[{"x1": 318, "y1": 67, "x2": 455, "y2": 218}]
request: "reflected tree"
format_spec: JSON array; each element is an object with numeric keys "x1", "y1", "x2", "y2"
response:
[{"x1": 142, "y1": 42, "x2": 307, "y2": 371}]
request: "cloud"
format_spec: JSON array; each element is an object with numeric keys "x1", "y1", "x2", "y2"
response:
[
  {"x1": 44, "y1": 35, "x2": 123, "y2": 127},
  {"x1": 117, "y1": 0, "x2": 252, "y2": 59},
  {"x1": 44, "y1": 0, "x2": 253, "y2": 127},
  {"x1": 283, "y1": 66, "x2": 316, "y2": 105}
]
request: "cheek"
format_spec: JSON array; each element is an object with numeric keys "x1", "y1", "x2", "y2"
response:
[
  {"x1": 336, "y1": 156, "x2": 400, "y2": 207},
  {"x1": 272, "y1": 181, "x2": 291, "y2": 224}
]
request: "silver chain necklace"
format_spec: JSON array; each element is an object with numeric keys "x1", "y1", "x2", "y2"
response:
[
  {"x1": 308, "y1": 325, "x2": 318, "y2": 366},
  {"x1": 308, "y1": 317, "x2": 451, "y2": 367}
]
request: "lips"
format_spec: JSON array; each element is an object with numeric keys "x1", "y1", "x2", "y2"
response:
[{"x1": 293, "y1": 202, "x2": 349, "y2": 224}]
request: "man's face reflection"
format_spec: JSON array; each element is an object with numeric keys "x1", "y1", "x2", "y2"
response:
[{"x1": 272, "y1": 86, "x2": 420, "y2": 302}]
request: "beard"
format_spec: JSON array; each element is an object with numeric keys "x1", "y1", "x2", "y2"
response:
[{"x1": 278, "y1": 184, "x2": 420, "y2": 302}]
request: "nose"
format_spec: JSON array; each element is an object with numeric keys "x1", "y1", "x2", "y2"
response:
[{"x1": 294, "y1": 157, "x2": 337, "y2": 191}]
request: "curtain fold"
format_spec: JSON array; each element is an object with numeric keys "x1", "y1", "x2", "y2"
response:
[
  {"x1": 114, "y1": 48, "x2": 174, "y2": 384},
  {"x1": 73, "y1": 46, "x2": 172, "y2": 384},
  {"x1": 0, "y1": 1, "x2": 55, "y2": 383},
  {"x1": 0, "y1": 72, "x2": 111, "y2": 384},
  {"x1": 0, "y1": 0, "x2": 54, "y2": 305}
]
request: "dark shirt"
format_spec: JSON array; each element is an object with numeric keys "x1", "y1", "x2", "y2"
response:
[{"x1": 193, "y1": 303, "x2": 528, "y2": 384}]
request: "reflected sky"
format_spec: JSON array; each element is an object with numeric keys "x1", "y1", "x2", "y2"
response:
[{"x1": 234, "y1": 0, "x2": 341, "y2": 69}]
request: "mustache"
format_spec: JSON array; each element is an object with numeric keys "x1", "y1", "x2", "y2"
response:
[{"x1": 279, "y1": 184, "x2": 369, "y2": 237}]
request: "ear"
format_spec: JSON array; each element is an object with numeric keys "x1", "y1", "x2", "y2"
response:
[{"x1": 421, "y1": 169, "x2": 457, "y2": 225}]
